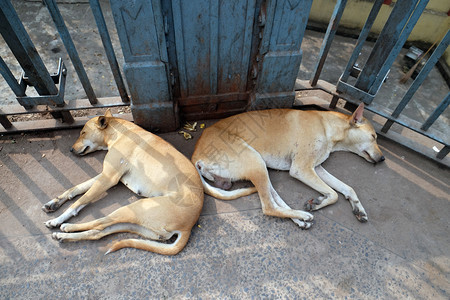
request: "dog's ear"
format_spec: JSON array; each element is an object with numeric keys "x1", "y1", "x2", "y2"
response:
[
  {"x1": 350, "y1": 103, "x2": 364, "y2": 125},
  {"x1": 96, "y1": 116, "x2": 108, "y2": 129},
  {"x1": 104, "y1": 108, "x2": 113, "y2": 118}
]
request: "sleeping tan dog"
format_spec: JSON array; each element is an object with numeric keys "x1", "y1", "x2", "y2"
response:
[
  {"x1": 43, "y1": 110, "x2": 203, "y2": 255},
  {"x1": 192, "y1": 103, "x2": 384, "y2": 229}
]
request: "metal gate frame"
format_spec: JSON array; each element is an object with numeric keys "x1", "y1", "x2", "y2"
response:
[
  {"x1": 0, "y1": 0, "x2": 129, "y2": 132},
  {"x1": 296, "y1": 0, "x2": 449, "y2": 161},
  {"x1": 0, "y1": 0, "x2": 448, "y2": 161}
]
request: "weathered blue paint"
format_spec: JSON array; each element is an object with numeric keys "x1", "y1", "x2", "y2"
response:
[
  {"x1": 421, "y1": 92, "x2": 450, "y2": 131},
  {"x1": 110, "y1": 0, "x2": 312, "y2": 124},
  {"x1": 339, "y1": 0, "x2": 384, "y2": 83},
  {"x1": 0, "y1": 0, "x2": 58, "y2": 98},
  {"x1": 252, "y1": 0, "x2": 313, "y2": 109},
  {"x1": 44, "y1": 0, "x2": 97, "y2": 105},
  {"x1": 310, "y1": 0, "x2": 347, "y2": 87},
  {"x1": 381, "y1": 29, "x2": 450, "y2": 133},
  {"x1": 110, "y1": 0, "x2": 176, "y2": 131},
  {"x1": 172, "y1": 0, "x2": 256, "y2": 98},
  {"x1": 89, "y1": 0, "x2": 129, "y2": 103}
]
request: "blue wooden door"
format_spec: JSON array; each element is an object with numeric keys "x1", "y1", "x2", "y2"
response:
[
  {"x1": 111, "y1": 0, "x2": 313, "y2": 130},
  {"x1": 168, "y1": 0, "x2": 258, "y2": 120}
]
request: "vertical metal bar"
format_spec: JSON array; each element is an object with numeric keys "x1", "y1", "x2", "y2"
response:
[
  {"x1": 437, "y1": 146, "x2": 449, "y2": 160},
  {"x1": 355, "y1": 0, "x2": 419, "y2": 91},
  {"x1": 0, "y1": 58, "x2": 14, "y2": 127},
  {"x1": 89, "y1": 0, "x2": 129, "y2": 103},
  {"x1": 421, "y1": 93, "x2": 450, "y2": 131},
  {"x1": 329, "y1": 95, "x2": 339, "y2": 109},
  {"x1": 340, "y1": 0, "x2": 384, "y2": 82},
  {"x1": 0, "y1": 55, "x2": 25, "y2": 97},
  {"x1": 310, "y1": 0, "x2": 347, "y2": 86},
  {"x1": 43, "y1": 0, "x2": 97, "y2": 104},
  {"x1": 367, "y1": 0, "x2": 429, "y2": 95},
  {"x1": 381, "y1": 29, "x2": 450, "y2": 133},
  {"x1": 0, "y1": 0, "x2": 58, "y2": 97}
]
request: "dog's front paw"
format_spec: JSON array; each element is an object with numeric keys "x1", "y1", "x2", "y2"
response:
[
  {"x1": 353, "y1": 208, "x2": 368, "y2": 223},
  {"x1": 52, "y1": 232, "x2": 66, "y2": 242},
  {"x1": 60, "y1": 223, "x2": 75, "y2": 232},
  {"x1": 42, "y1": 199, "x2": 60, "y2": 213},
  {"x1": 45, "y1": 218, "x2": 62, "y2": 228},
  {"x1": 304, "y1": 198, "x2": 321, "y2": 211}
]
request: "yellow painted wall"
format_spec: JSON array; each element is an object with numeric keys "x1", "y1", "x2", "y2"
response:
[{"x1": 309, "y1": 0, "x2": 450, "y2": 65}]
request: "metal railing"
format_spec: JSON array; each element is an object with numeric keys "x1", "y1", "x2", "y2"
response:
[
  {"x1": 0, "y1": 0, "x2": 448, "y2": 161},
  {"x1": 297, "y1": 0, "x2": 449, "y2": 161},
  {"x1": 0, "y1": 0, "x2": 129, "y2": 132}
]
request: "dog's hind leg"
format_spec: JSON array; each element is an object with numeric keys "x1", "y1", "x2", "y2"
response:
[
  {"x1": 315, "y1": 166, "x2": 368, "y2": 222},
  {"x1": 241, "y1": 149, "x2": 313, "y2": 223},
  {"x1": 54, "y1": 223, "x2": 166, "y2": 243},
  {"x1": 56, "y1": 199, "x2": 173, "y2": 240},
  {"x1": 54, "y1": 196, "x2": 192, "y2": 255},
  {"x1": 43, "y1": 175, "x2": 101, "y2": 213},
  {"x1": 268, "y1": 185, "x2": 313, "y2": 229},
  {"x1": 54, "y1": 224, "x2": 189, "y2": 255}
]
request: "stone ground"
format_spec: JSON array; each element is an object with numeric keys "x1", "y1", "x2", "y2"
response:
[
  {"x1": 0, "y1": 0, "x2": 449, "y2": 299},
  {"x1": 0, "y1": 121, "x2": 449, "y2": 298}
]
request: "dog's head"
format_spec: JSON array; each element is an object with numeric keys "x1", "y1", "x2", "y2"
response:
[
  {"x1": 343, "y1": 103, "x2": 385, "y2": 164},
  {"x1": 71, "y1": 109, "x2": 113, "y2": 155}
]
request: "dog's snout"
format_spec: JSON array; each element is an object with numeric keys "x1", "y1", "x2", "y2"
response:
[
  {"x1": 379, "y1": 155, "x2": 385, "y2": 162},
  {"x1": 70, "y1": 147, "x2": 74, "y2": 152}
]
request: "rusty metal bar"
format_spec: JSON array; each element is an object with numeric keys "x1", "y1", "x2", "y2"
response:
[{"x1": 0, "y1": 96, "x2": 128, "y2": 116}]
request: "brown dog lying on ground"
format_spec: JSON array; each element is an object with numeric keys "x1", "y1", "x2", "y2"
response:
[
  {"x1": 192, "y1": 103, "x2": 384, "y2": 229},
  {"x1": 43, "y1": 109, "x2": 203, "y2": 255}
]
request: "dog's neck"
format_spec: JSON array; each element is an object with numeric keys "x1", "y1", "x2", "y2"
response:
[
  {"x1": 324, "y1": 112, "x2": 355, "y2": 150},
  {"x1": 102, "y1": 118, "x2": 142, "y2": 147}
]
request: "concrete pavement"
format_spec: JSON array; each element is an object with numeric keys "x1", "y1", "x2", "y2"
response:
[
  {"x1": 0, "y1": 119, "x2": 449, "y2": 298},
  {"x1": 0, "y1": 1, "x2": 449, "y2": 298}
]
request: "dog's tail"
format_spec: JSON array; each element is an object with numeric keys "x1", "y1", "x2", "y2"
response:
[
  {"x1": 195, "y1": 163, "x2": 257, "y2": 200},
  {"x1": 105, "y1": 230, "x2": 190, "y2": 256}
]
